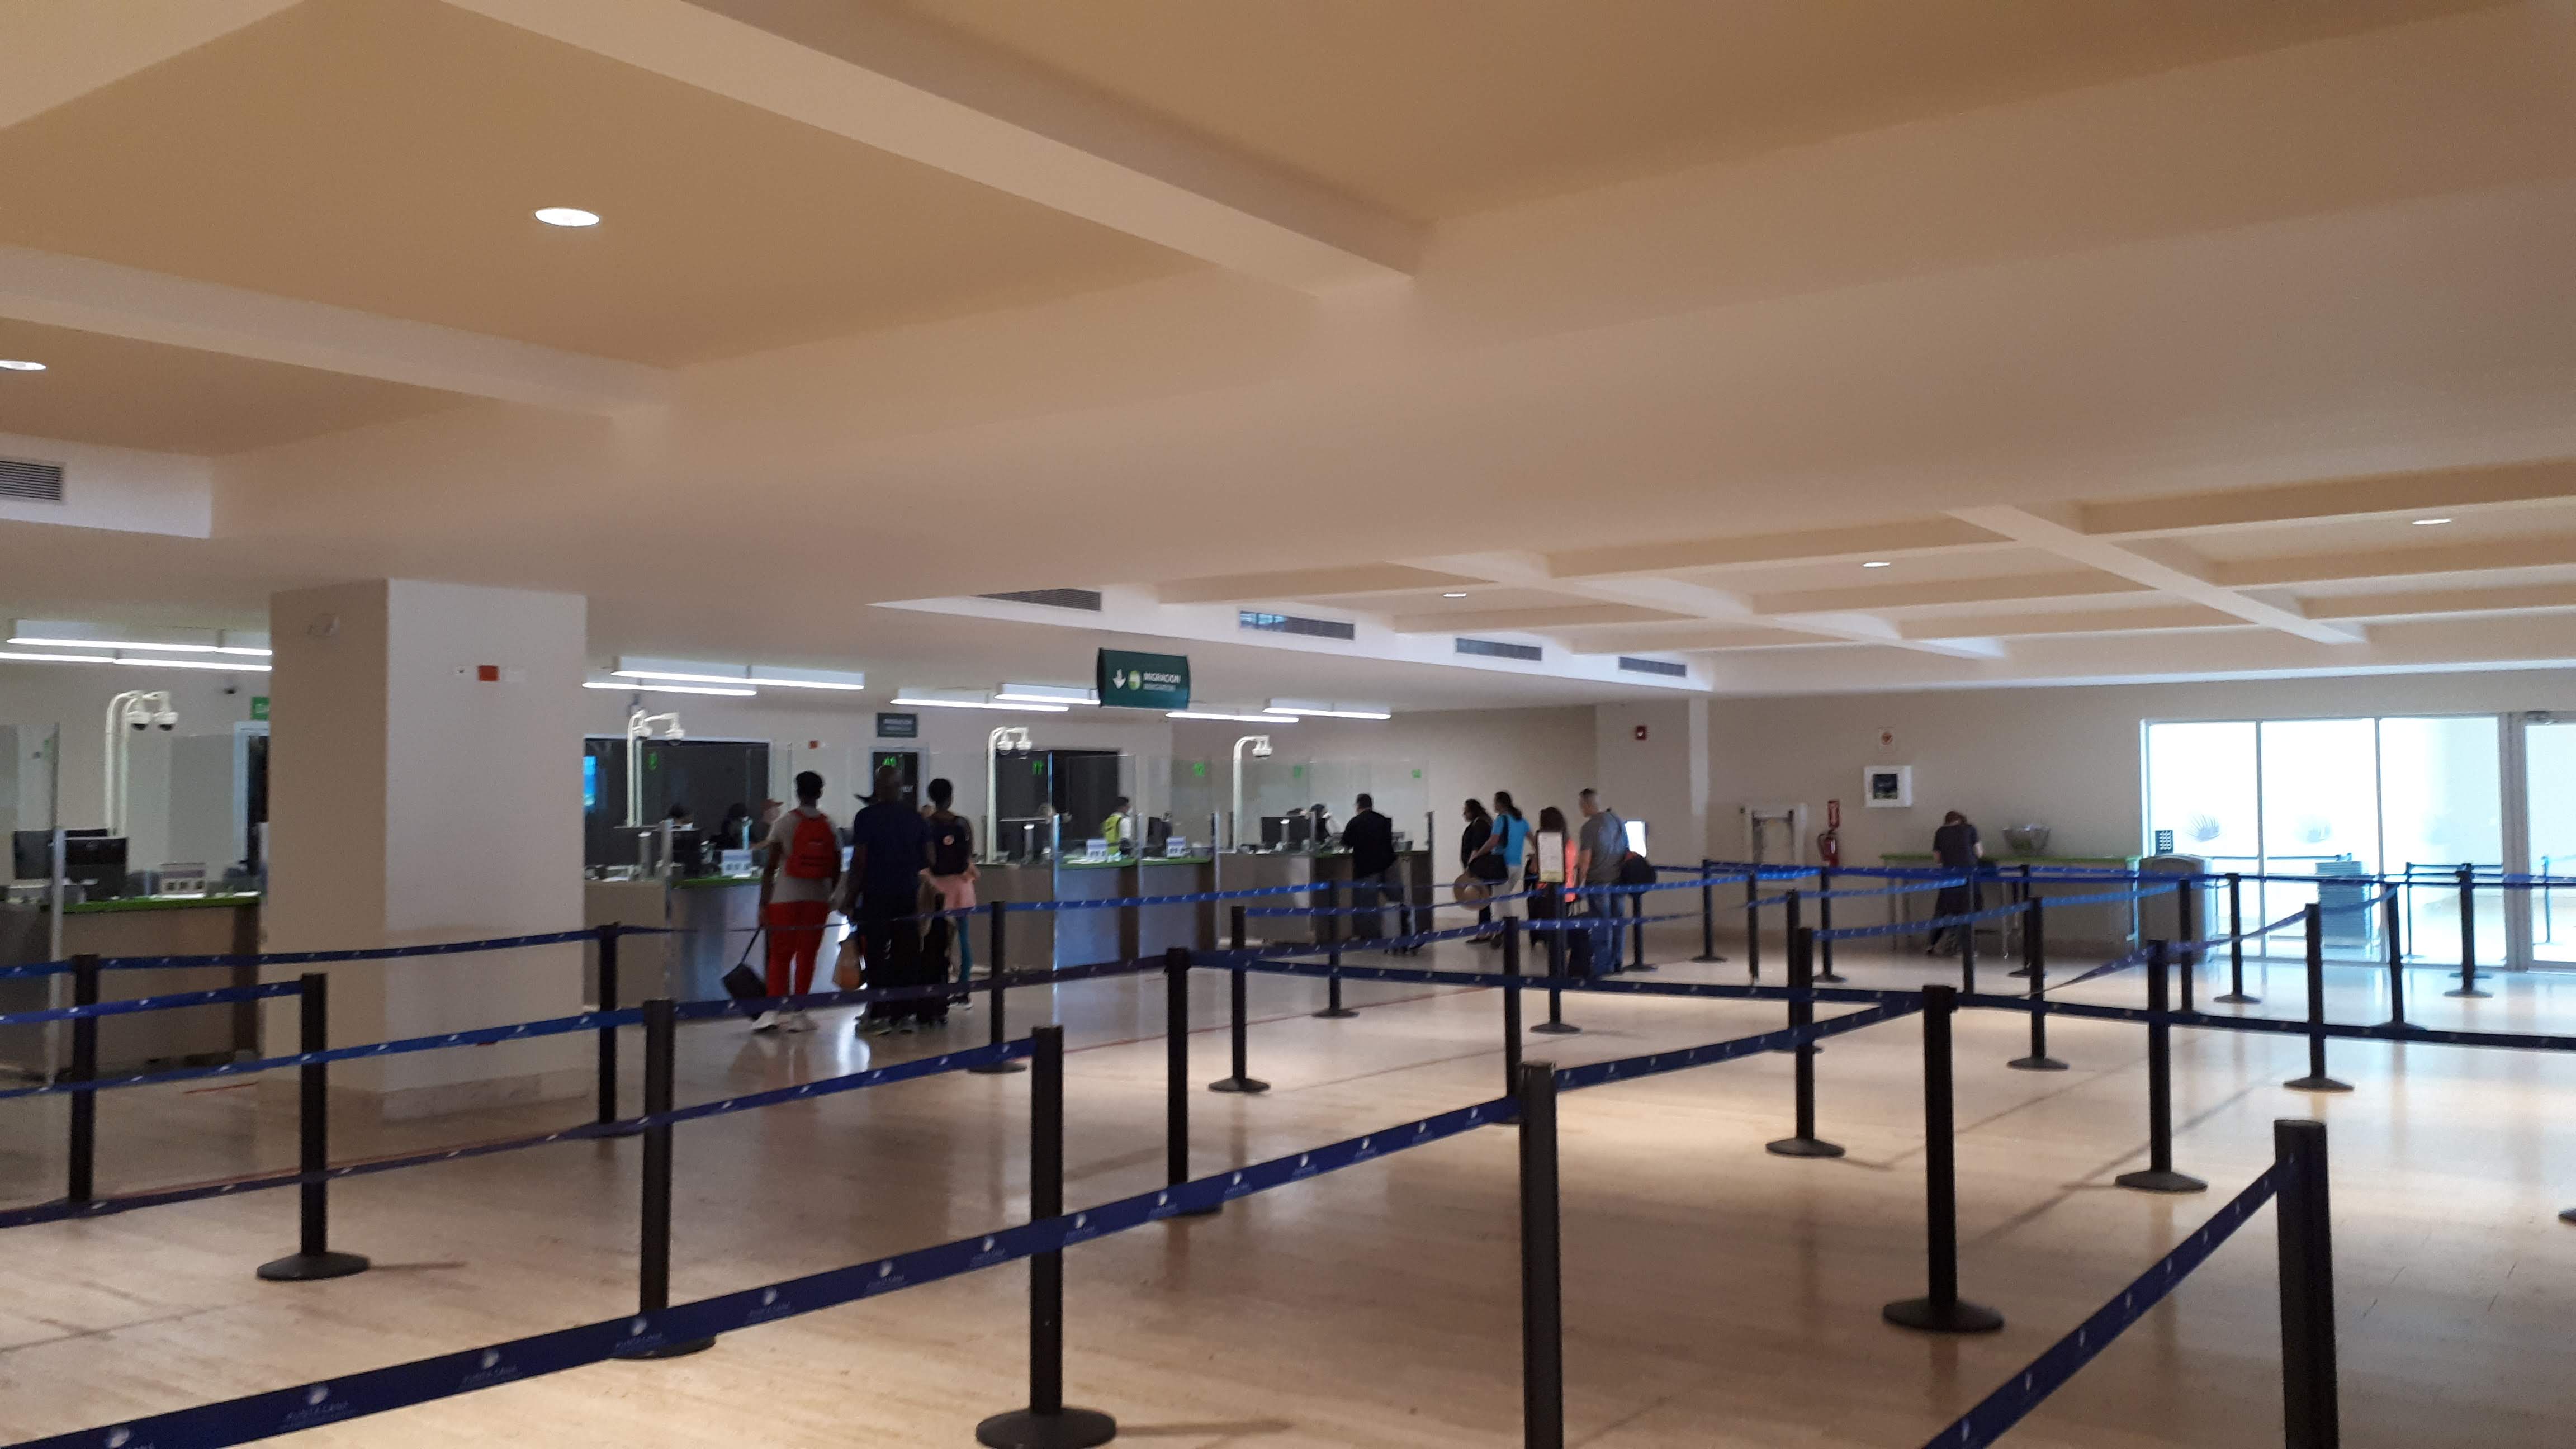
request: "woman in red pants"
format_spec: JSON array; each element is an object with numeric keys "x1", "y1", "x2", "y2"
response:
[{"x1": 755, "y1": 770, "x2": 842, "y2": 1033}]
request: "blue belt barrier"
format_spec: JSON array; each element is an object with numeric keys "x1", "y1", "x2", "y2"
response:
[
  {"x1": 1203, "y1": 950, "x2": 1914, "y2": 1009},
  {"x1": 1920, "y1": 1164, "x2": 2280, "y2": 1448},
  {"x1": 1964, "y1": 993, "x2": 2576, "y2": 1054},
  {"x1": 3, "y1": 1093, "x2": 1508, "y2": 1449},
  {"x1": 1552, "y1": 1001, "x2": 1921, "y2": 1093},
  {"x1": 96, "y1": 926, "x2": 614, "y2": 973},
  {"x1": 0, "y1": 1038, "x2": 1035, "y2": 1232},
  {"x1": 0, "y1": 979, "x2": 301, "y2": 1027}
]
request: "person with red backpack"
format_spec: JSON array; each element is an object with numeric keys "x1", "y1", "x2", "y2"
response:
[{"x1": 755, "y1": 770, "x2": 842, "y2": 1033}]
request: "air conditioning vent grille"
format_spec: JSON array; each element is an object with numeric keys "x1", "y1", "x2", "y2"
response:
[
  {"x1": 0, "y1": 458, "x2": 64, "y2": 503},
  {"x1": 1456, "y1": 637, "x2": 1542, "y2": 662},
  {"x1": 981, "y1": 589, "x2": 1102, "y2": 612},
  {"x1": 1617, "y1": 656, "x2": 1687, "y2": 678},
  {"x1": 1239, "y1": 610, "x2": 1355, "y2": 641}
]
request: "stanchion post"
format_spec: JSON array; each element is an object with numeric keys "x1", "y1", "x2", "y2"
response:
[
  {"x1": 970, "y1": 901, "x2": 1024, "y2": 1075},
  {"x1": 1743, "y1": 871, "x2": 1761, "y2": 982},
  {"x1": 2378, "y1": 888, "x2": 2407, "y2": 1030},
  {"x1": 1517, "y1": 1059, "x2": 1564, "y2": 1449},
  {"x1": 1815, "y1": 866, "x2": 1846, "y2": 983},
  {"x1": 65, "y1": 953, "x2": 98, "y2": 1204},
  {"x1": 1164, "y1": 948, "x2": 1221, "y2": 1216},
  {"x1": 594, "y1": 924, "x2": 621, "y2": 1124},
  {"x1": 1314, "y1": 880, "x2": 1356, "y2": 1019},
  {"x1": 613, "y1": 998, "x2": 708, "y2": 1353},
  {"x1": 2007, "y1": 898, "x2": 2066, "y2": 1072},
  {"x1": 2275, "y1": 1119, "x2": 2340, "y2": 1449},
  {"x1": 976, "y1": 1025, "x2": 1116, "y2": 1449},
  {"x1": 1766, "y1": 926, "x2": 1844, "y2": 1159},
  {"x1": 2445, "y1": 864, "x2": 2488, "y2": 998},
  {"x1": 1627, "y1": 889, "x2": 1650, "y2": 972},
  {"x1": 2115, "y1": 942, "x2": 2206, "y2": 1194},
  {"x1": 1532, "y1": 910, "x2": 1579, "y2": 1036},
  {"x1": 256, "y1": 972, "x2": 370, "y2": 1282},
  {"x1": 2177, "y1": 879, "x2": 2199, "y2": 1012},
  {"x1": 1882, "y1": 984, "x2": 2003, "y2": 1334},
  {"x1": 2217, "y1": 872, "x2": 2256, "y2": 1004},
  {"x1": 1502, "y1": 918, "x2": 1523, "y2": 1095},
  {"x1": 1958, "y1": 901, "x2": 1978, "y2": 996},
  {"x1": 1693, "y1": 859, "x2": 1725, "y2": 963},
  {"x1": 1207, "y1": 915, "x2": 1267, "y2": 1095},
  {"x1": 2285, "y1": 905, "x2": 2351, "y2": 1093}
]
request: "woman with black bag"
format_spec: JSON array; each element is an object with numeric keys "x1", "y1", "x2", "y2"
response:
[{"x1": 1459, "y1": 798, "x2": 1500, "y2": 943}]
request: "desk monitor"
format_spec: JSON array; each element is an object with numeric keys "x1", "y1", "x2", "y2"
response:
[
  {"x1": 1623, "y1": 820, "x2": 1649, "y2": 858},
  {"x1": 10, "y1": 830, "x2": 51, "y2": 882},
  {"x1": 63, "y1": 835, "x2": 129, "y2": 899}
]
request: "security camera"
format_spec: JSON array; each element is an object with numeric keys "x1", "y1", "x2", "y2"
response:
[
  {"x1": 155, "y1": 709, "x2": 178, "y2": 731},
  {"x1": 664, "y1": 725, "x2": 685, "y2": 741},
  {"x1": 129, "y1": 718, "x2": 149, "y2": 733},
  {"x1": 1252, "y1": 740, "x2": 1274, "y2": 759}
]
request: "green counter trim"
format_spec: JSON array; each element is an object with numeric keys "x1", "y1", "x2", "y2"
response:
[
  {"x1": 1878, "y1": 854, "x2": 2139, "y2": 866},
  {"x1": 675, "y1": 874, "x2": 763, "y2": 889},
  {"x1": 63, "y1": 892, "x2": 262, "y2": 915},
  {"x1": 1138, "y1": 855, "x2": 1215, "y2": 866}
]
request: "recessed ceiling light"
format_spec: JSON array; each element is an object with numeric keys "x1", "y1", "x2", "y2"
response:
[
  {"x1": 1442, "y1": 592, "x2": 1469, "y2": 599},
  {"x1": 533, "y1": 207, "x2": 600, "y2": 228},
  {"x1": 2411, "y1": 517, "x2": 2452, "y2": 526},
  {"x1": 0, "y1": 359, "x2": 45, "y2": 372},
  {"x1": 1862, "y1": 560, "x2": 1893, "y2": 569}
]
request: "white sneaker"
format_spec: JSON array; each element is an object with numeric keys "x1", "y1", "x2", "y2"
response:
[
  {"x1": 751, "y1": 1010, "x2": 780, "y2": 1033},
  {"x1": 785, "y1": 1010, "x2": 817, "y2": 1033}
]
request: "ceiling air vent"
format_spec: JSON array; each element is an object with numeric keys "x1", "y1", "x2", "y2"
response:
[
  {"x1": 1617, "y1": 656, "x2": 1687, "y2": 678},
  {"x1": 1239, "y1": 610, "x2": 1356, "y2": 641},
  {"x1": 0, "y1": 458, "x2": 64, "y2": 504},
  {"x1": 1456, "y1": 637, "x2": 1542, "y2": 662},
  {"x1": 981, "y1": 589, "x2": 1102, "y2": 612}
]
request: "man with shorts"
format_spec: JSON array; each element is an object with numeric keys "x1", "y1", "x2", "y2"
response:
[{"x1": 754, "y1": 771, "x2": 839, "y2": 1033}]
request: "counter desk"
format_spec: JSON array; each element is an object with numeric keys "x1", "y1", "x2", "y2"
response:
[
  {"x1": 0, "y1": 893, "x2": 262, "y2": 1077},
  {"x1": 973, "y1": 861, "x2": 1057, "y2": 973},
  {"x1": 1874, "y1": 854, "x2": 2142, "y2": 955}
]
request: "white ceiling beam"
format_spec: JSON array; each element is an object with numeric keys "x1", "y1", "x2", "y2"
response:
[
  {"x1": 1156, "y1": 564, "x2": 1486, "y2": 605},
  {"x1": 1403, "y1": 552, "x2": 2006, "y2": 659},
  {"x1": 1900, "y1": 605, "x2": 2242, "y2": 640},
  {"x1": 0, "y1": 245, "x2": 669, "y2": 415},
  {"x1": 1748, "y1": 571, "x2": 2150, "y2": 615},
  {"x1": 1549, "y1": 624, "x2": 1822, "y2": 654},
  {"x1": 2212, "y1": 535, "x2": 2576, "y2": 589},
  {"x1": 1390, "y1": 603, "x2": 1687, "y2": 634},
  {"x1": 444, "y1": 0, "x2": 1419, "y2": 292},
  {"x1": 2302, "y1": 583, "x2": 2576, "y2": 621},
  {"x1": 0, "y1": 0, "x2": 305, "y2": 130},
  {"x1": 1543, "y1": 518, "x2": 2010, "y2": 580},
  {"x1": 2077, "y1": 458, "x2": 2576, "y2": 537},
  {"x1": 1951, "y1": 505, "x2": 2365, "y2": 645}
]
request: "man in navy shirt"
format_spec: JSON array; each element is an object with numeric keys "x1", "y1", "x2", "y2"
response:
[{"x1": 845, "y1": 763, "x2": 934, "y2": 1034}]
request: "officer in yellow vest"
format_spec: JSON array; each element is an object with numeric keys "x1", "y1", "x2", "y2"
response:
[{"x1": 1101, "y1": 795, "x2": 1131, "y2": 851}]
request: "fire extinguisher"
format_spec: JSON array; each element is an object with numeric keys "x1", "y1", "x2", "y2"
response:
[{"x1": 1818, "y1": 797, "x2": 1843, "y2": 867}]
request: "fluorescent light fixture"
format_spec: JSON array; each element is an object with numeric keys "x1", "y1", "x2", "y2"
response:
[
  {"x1": 1442, "y1": 592, "x2": 1468, "y2": 599},
  {"x1": 0, "y1": 650, "x2": 115, "y2": 665},
  {"x1": 893, "y1": 696, "x2": 1068, "y2": 713},
  {"x1": 613, "y1": 669, "x2": 862, "y2": 693},
  {"x1": 584, "y1": 681, "x2": 754, "y2": 698},
  {"x1": 993, "y1": 683, "x2": 1096, "y2": 705},
  {"x1": 1171, "y1": 710, "x2": 1296, "y2": 723},
  {"x1": 2411, "y1": 517, "x2": 2452, "y2": 526},
  {"x1": 1862, "y1": 560, "x2": 1893, "y2": 569},
  {"x1": 11, "y1": 621, "x2": 271, "y2": 655},
  {"x1": 1264, "y1": 698, "x2": 1389, "y2": 721},
  {"x1": 0, "y1": 359, "x2": 44, "y2": 372},
  {"x1": 534, "y1": 207, "x2": 600, "y2": 228},
  {"x1": 115, "y1": 657, "x2": 269, "y2": 673}
]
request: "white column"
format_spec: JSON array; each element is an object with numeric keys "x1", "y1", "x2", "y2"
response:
[
  {"x1": 265, "y1": 580, "x2": 588, "y2": 1119},
  {"x1": 1594, "y1": 699, "x2": 1712, "y2": 861}
]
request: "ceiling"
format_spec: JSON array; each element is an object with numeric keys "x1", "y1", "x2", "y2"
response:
[
  {"x1": 891, "y1": 0, "x2": 2516, "y2": 220},
  {"x1": 2, "y1": 0, "x2": 2573, "y2": 706}
]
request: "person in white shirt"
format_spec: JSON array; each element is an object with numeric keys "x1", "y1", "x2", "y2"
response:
[{"x1": 754, "y1": 771, "x2": 840, "y2": 1033}]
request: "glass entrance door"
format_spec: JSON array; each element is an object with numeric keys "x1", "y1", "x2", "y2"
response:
[{"x1": 2525, "y1": 716, "x2": 2576, "y2": 965}]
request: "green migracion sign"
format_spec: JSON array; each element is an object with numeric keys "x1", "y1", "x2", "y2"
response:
[
  {"x1": 250, "y1": 696, "x2": 271, "y2": 722},
  {"x1": 1095, "y1": 648, "x2": 1190, "y2": 710}
]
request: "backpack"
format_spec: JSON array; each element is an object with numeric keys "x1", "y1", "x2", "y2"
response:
[
  {"x1": 1616, "y1": 853, "x2": 1655, "y2": 887},
  {"x1": 783, "y1": 811, "x2": 839, "y2": 879},
  {"x1": 931, "y1": 816, "x2": 973, "y2": 878}
]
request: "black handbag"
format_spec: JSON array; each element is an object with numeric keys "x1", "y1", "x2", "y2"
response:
[
  {"x1": 722, "y1": 927, "x2": 766, "y2": 1007},
  {"x1": 1469, "y1": 853, "x2": 1509, "y2": 883}
]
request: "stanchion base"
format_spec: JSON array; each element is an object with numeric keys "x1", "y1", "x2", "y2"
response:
[
  {"x1": 2006, "y1": 1055, "x2": 2068, "y2": 1072},
  {"x1": 2283, "y1": 1074, "x2": 2354, "y2": 1093},
  {"x1": 1206, "y1": 1076, "x2": 1270, "y2": 1095},
  {"x1": 1691, "y1": 953, "x2": 1729, "y2": 964},
  {"x1": 1764, "y1": 1135, "x2": 1845, "y2": 1159},
  {"x1": 614, "y1": 1337, "x2": 716, "y2": 1360},
  {"x1": 1624, "y1": 963, "x2": 1660, "y2": 973},
  {"x1": 968, "y1": 1060, "x2": 1029, "y2": 1076},
  {"x1": 1311, "y1": 1007, "x2": 1360, "y2": 1020},
  {"x1": 2444, "y1": 987, "x2": 2493, "y2": 999},
  {"x1": 975, "y1": 1407, "x2": 1118, "y2": 1449},
  {"x1": 2114, "y1": 1168, "x2": 2208, "y2": 1195},
  {"x1": 1812, "y1": 970, "x2": 1848, "y2": 984},
  {"x1": 1530, "y1": 1021, "x2": 1582, "y2": 1035},
  {"x1": 1881, "y1": 1296, "x2": 2004, "y2": 1334},
  {"x1": 2560, "y1": 1207, "x2": 2576, "y2": 1225},
  {"x1": 255, "y1": 1250, "x2": 370, "y2": 1282},
  {"x1": 2006, "y1": 966, "x2": 2034, "y2": 979},
  {"x1": 2213, "y1": 992, "x2": 2259, "y2": 1005}
]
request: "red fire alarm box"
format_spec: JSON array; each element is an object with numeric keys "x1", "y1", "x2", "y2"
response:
[{"x1": 1632, "y1": 724, "x2": 1649, "y2": 741}]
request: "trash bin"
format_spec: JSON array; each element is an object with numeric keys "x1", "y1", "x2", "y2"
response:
[
  {"x1": 2138, "y1": 854, "x2": 2215, "y2": 948},
  {"x1": 2314, "y1": 858, "x2": 2371, "y2": 950}
]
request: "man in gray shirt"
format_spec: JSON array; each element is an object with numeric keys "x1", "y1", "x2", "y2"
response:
[{"x1": 1576, "y1": 789, "x2": 1627, "y2": 975}]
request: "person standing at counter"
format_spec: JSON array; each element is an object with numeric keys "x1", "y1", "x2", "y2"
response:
[
  {"x1": 1101, "y1": 796, "x2": 1131, "y2": 852},
  {"x1": 1472, "y1": 791, "x2": 1531, "y2": 934},
  {"x1": 1344, "y1": 792, "x2": 1396, "y2": 941},
  {"x1": 847, "y1": 763, "x2": 934, "y2": 1035},
  {"x1": 1576, "y1": 789, "x2": 1628, "y2": 973},
  {"x1": 754, "y1": 771, "x2": 839, "y2": 1034},
  {"x1": 1926, "y1": 809, "x2": 1985, "y2": 957},
  {"x1": 924, "y1": 778, "x2": 978, "y2": 993},
  {"x1": 1460, "y1": 799, "x2": 1499, "y2": 943}
]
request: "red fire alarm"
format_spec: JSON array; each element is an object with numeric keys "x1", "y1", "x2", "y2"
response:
[
  {"x1": 475, "y1": 664, "x2": 500, "y2": 683},
  {"x1": 1633, "y1": 724, "x2": 1649, "y2": 741}
]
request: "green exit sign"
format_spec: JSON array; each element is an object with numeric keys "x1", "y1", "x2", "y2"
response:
[{"x1": 250, "y1": 696, "x2": 271, "y2": 722}]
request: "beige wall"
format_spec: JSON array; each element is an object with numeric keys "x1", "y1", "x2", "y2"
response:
[{"x1": 1709, "y1": 669, "x2": 2576, "y2": 870}]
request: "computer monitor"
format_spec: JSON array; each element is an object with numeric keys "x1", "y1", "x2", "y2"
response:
[
  {"x1": 10, "y1": 830, "x2": 51, "y2": 882},
  {"x1": 1623, "y1": 820, "x2": 1649, "y2": 858},
  {"x1": 1144, "y1": 816, "x2": 1172, "y2": 854},
  {"x1": 1260, "y1": 815, "x2": 1297, "y2": 849},
  {"x1": 63, "y1": 836, "x2": 128, "y2": 899}
]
